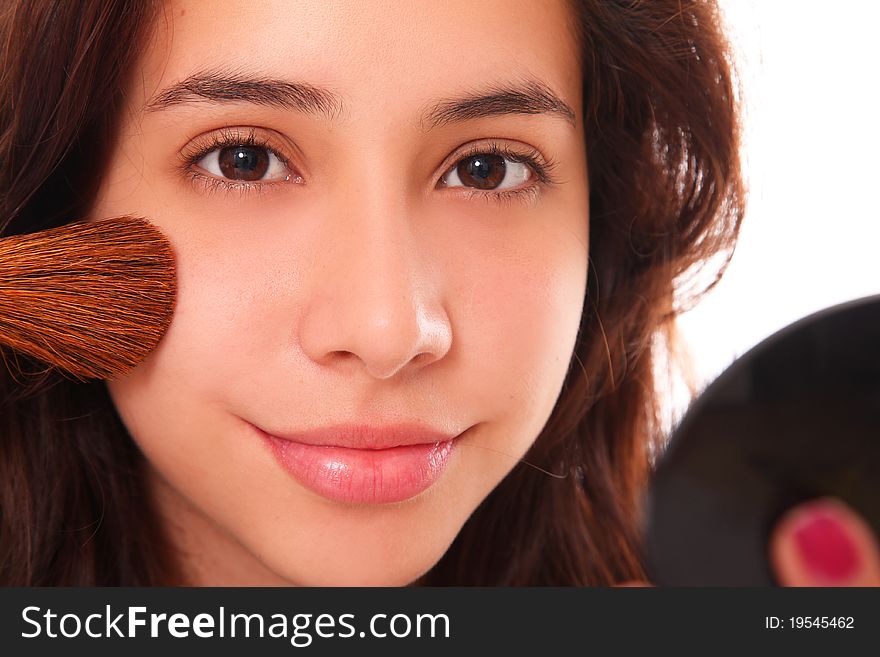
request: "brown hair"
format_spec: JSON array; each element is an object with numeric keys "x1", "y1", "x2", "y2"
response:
[{"x1": 0, "y1": 0, "x2": 744, "y2": 585}]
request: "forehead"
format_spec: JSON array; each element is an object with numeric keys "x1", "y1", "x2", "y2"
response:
[{"x1": 136, "y1": 0, "x2": 582, "y2": 122}]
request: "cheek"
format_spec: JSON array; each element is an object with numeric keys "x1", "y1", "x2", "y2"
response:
[
  {"x1": 451, "y1": 217, "x2": 588, "y2": 438},
  {"x1": 102, "y1": 228, "x2": 268, "y2": 490},
  {"x1": 108, "y1": 225, "x2": 285, "y2": 393}
]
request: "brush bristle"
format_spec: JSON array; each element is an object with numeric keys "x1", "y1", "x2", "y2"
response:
[{"x1": 0, "y1": 216, "x2": 176, "y2": 381}]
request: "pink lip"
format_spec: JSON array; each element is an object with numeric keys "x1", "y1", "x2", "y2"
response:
[{"x1": 248, "y1": 422, "x2": 461, "y2": 504}]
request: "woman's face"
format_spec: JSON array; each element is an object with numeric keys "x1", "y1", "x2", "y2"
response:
[{"x1": 92, "y1": 0, "x2": 588, "y2": 585}]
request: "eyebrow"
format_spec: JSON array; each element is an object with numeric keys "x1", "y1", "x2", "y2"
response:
[
  {"x1": 144, "y1": 69, "x2": 343, "y2": 119},
  {"x1": 144, "y1": 69, "x2": 576, "y2": 129},
  {"x1": 421, "y1": 79, "x2": 576, "y2": 129}
]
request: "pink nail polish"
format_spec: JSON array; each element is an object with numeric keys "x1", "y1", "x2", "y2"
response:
[{"x1": 792, "y1": 506, "x2": 862, "y2": 582}]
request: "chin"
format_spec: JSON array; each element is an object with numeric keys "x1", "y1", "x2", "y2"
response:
[
  {"x1": 250, "y1": 518, "x2": 457, "y2": 587},
  {"x1": 264, "y1": 547, "x2": 446, "y2": 587},
  {"x1": 299, "y1": 564, "x2": 433, "y2": 587}
]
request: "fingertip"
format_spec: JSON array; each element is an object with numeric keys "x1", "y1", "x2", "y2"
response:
[{"x1": 769, "y1": 497, "x2": 880, "y2": 587}]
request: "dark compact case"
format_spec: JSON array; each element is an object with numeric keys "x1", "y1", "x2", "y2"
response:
[{"x1": 643, "y1": 294, "x2": 880, "y2": 585}]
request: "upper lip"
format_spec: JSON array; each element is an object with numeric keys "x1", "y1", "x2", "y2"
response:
[{"x1": 254, "y1": 422, "x2": 462, "y2": 450}]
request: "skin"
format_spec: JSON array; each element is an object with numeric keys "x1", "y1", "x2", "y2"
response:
[
  {"x1": 91, "y1": 0, "x2": 589, "y2": 585},
  {"x1": 89, "y1": 0, "x2": 880, "y2": 586}
]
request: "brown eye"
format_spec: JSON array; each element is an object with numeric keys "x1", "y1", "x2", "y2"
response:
[
  {"x1": 456, "y1": 153, "x2": 507, "y2": 189},
  {"x1": 443, "y1": 151, "x2": 532, "y2": 192},
  {"x1": 194, "y1": 140, "x2": 290, "y2": 184},
  {"x1": 217, "y1": 145, "x2": 270, "y2": 181}
]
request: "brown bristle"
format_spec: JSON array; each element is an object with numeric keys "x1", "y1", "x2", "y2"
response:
[{"x1": 0, "y1": 216, "x2": 177, "y2": 381}]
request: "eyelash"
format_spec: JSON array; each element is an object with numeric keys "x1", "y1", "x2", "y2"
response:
[{"x1": 179, "y1": 128, "x2": 561, "y2": 205}]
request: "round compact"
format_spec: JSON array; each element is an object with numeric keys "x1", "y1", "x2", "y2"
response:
[{"x1": 643, "y1": 294, "x2": 880, "y2": 585}]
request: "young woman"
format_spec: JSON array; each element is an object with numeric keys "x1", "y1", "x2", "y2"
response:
[{"x1": 1, "y1": 0, "x2": 877, "y2": 586}]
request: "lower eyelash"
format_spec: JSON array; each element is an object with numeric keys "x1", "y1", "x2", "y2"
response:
[
  {"x1": 184, "y1": 168, "x2": 286, "y2": 198},
  {"x1": 463, "y1": 185, "x2": 542, "y2": 207}
]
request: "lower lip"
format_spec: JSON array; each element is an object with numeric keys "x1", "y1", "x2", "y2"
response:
[{"x1": 251, "y1": 425, "x2": 456, "y2": 504}]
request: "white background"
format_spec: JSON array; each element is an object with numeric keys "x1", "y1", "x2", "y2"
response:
[{"x1": 677, "y1": 1, "x2": 880, "y2": 397}]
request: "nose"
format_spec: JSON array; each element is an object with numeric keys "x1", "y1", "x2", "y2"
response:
[{"x1": 298, "y1": 193, "x2": 452, "y2": 380}]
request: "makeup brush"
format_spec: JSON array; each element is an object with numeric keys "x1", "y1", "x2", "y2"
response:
[{"x1": 0, "y1": 216, "x2": 176, "y2": 381}]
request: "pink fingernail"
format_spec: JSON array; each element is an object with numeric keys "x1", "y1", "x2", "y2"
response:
[{"x1": 792, "y1": 505, "x2": 862, "y2": 582}]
